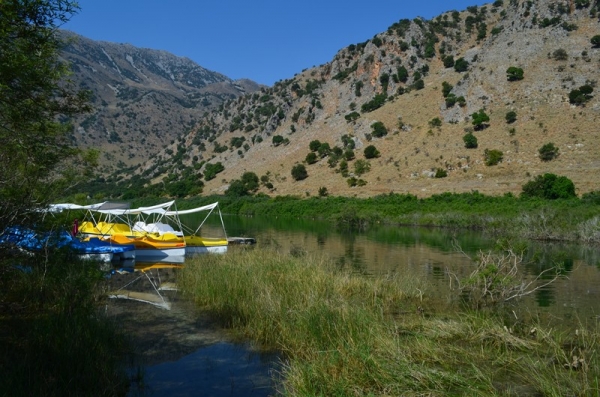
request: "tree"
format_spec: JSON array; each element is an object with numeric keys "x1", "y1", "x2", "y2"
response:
[
  {"x1": 370, "y1": 121, "x2": 388, "y2": 138},
  {"x1": 506, "y1": 66, "x2": 524, "y2": 81},
  {"x1": 521, "y1": 173, "x2": 576, "y2": 199},
  {"x1": 454, "y1": 57, "x2": 469, "y2": 72},
  {"x1": 443, "y1": 55, "x2": 455, "y2": 68},
  {"x1": 463, "y1": 133, "x2": 478, "y2": 149},
  {"x1": 591, "y1": 35, "x2": 600, "y2": 48},
  {"x1": 539, "y1": 143, "x2": 559, "y2": 161},
  {"x1": 272, "y1": 135, "x2": 284, "y2": 146},
  {"x1": 318, "y1": 187, "x2": 328, "y2": 197},
  {"x1": 364, "y1": 145, "x2": 380, "y2": 159},
  {"x1": 569, "y1": 85, "x2": 594, "y2": 105},
  {"x1": 309, "y1": 140, "x2": 322, "y2": 152},
  {"x1": 305, "y1": 152, "x2": 318, "y2": 164},
  {"x1": 442, "y1": 81, "x2": 453, "y2": 98},
  {"x1": 471, "y1": 109, "x2": 490, "y2": 130},
  {"x1": 0, "y1": 0, "x2": 92, "y2": 230},
  {"x1": 291, "y1": 164, "x2": 308, "y2": 181},
  {"x1": 505, "y1": 111, "x2": 517, "y2": 124}
]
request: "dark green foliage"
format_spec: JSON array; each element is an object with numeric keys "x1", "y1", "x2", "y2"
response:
[
  {"x1": 505, "y1": 111, "x2": 517, "y2": 124},
  {"x1": 484, "y1": 149, "x2": 503, "y2": 166},
  {"x1": 521, "y1": 173, "x2": 576, "y2": 199},
  {"x1": 353, "y1": 159, "x2": 371, "y2": 176},
  {"x1": 442, "y1": 81, "x2": 453, "y2": 97},
  {"x1": 370, "y1": 121, "x2": 388, "y2": 138},
  {"x1": 272, "y1": 135, "x2": 285, "y2": 146},
  {"x1": 552, "y1": 49, "x2": 568, "y2": 60},
  {"x1": 226, "y1": 172, "x2": 260, "y2": 197},
  {"x1": 413, "y1": 79, "x2": 425, "y2": 90},
  {"x1": 204, "y1": 162, "x2": 225, "y2": 181},
  {"x1": 291, "y1": 164, "x2": 308, "y2": 181},
  {"x1": 454, "y1": 58, "x2": 469, "y2": 72},
  {"x1": 592, "y1": 35, "x2": 600, "y2": 48},
  {"x1": 471, "y1": 109, "x2": 490, "y2": 130},
  {"x1": 342, "y1": 134, "x2": 355, "y2": 149},
  {"x1": 0, "y1": 0, "x2": 93, "y2": 229},
  {"x1": 506, "y1": 66, "x2": 524, "y2": 81},
  {"x1": 429, "y1": 117, "x2": 442, "y2": 128},
  {"x1": 317, "y1": 143, "x2": 331, "y2": 158},
  {"x1": 305, "y1": 152, "x2": 318, "y2": 164},
  {"x1": 309, "y1": 140, "x2": 322, "y2": 152},
  {"x1": 463, "y1": 133, "x2": 478, "y2": 148},
  {"x1": 380, "y1": 73, "x2": 390, "y2": 93},
  {"x1": 318, "y1": 186, "x2": 328, "y2": 197},
  {"x1": 539, "y1": 143, "x2": 559, "y2": 161},
  {"x1": 361, "y1": 93, "x2": 388, "y2": 112},
  {"x1": 364, "y1": 145, "x2": 380, "y2": 159},
  {"x1": 333, "y1": 62, "x2": 358, "y2": 82},
  {"x1": 345, "y1": 112, "x2": 360, "y2": 122},
  {"x1": 343, "y1": 149, "x2": 355, "y2": 161},
  {"x1": 355, "y1": 80, "x2": 364, "y2": 96},
  {"x1": 434, "y1": 168, "x2": 448, "y2": 178},
  {"x1": 443, "y1": 55, "x2": 455, "y2": 68},
  {"x1": 445, "y1": 94, "x2": 457, "y2": 107},
  {"x1": 397, "y1": 66, "x2": 409, "y2": 83},
  {"x1": 569, "y1": 85, "x2": 594, "y2": 105}
]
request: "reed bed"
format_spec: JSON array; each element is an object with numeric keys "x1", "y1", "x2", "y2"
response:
[{"x1": 180, "y1": 248, "x2": 600, "y2": 396}]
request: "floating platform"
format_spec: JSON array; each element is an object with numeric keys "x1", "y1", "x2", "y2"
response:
[{"x1": 227, "y1": 237, "x2": 256, "y2": 245}]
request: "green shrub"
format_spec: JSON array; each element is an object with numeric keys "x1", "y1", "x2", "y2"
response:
[
  {"x1": 434, "y1": 168, "x2": 448, "y2": 178},
  {"x1": 538, "y1": 143, "x2": 559, "y2": 161},
  {"x1": 354, "y1": 159, "x2": 371, "y2": 176},
  {"x1": 272, "y1": 135, "x2": 284, "y2": 146},
  {"x1": 463, "y1": 133, "x2": 478, "y2": 149},
  {"x1": 506, "y1": 66, "x2": 524, "y2": 81},
  {"x1": 592, "y1": 35, "x2": 600, "y2": 48},
  {"x1": 364, "y1": 145, "x2": 380, "y2": 159},
  {"x1": 454, "y1": 57, "x2": 469, "y2": 72},
  {"x1": 505, "y1": 111, "x2": 517, "y2": 124},
  {"x1": 569, "y1": 85, "x2": 594, "y2": 105},
  {"x1": 471, "y1": 109, "x2": 490, "y2": 130},
  {"x1": 291, "y1": 164, "x2": 308, "y2": 181},
  {"x1": 521, "y1": 173, "x2": 576, "y2": 199},
  {"x1": 345, "y1": 112, "x2": 360, "y2": 123},
  {"x1": 309, "y1": 140, "x2": 322, "y2": 152},
  {"x1": 484, "y1": 149, "x2": 503, "y2": 166},
  {"x1": 305, "y1": 152, "x2": 318, "y2": 164},
  {"x1": 370, "y1": 121, "x2": 388, "y2": 138},
  {"x1": 361, "y1": 93, "x2": 387, "y2": 112},
  {"x1": 429, "y1": 117, "x2": 442, "y2": 128}
]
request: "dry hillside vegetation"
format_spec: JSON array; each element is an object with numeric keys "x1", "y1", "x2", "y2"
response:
[{"x1": 73, "y1": 0, "x2": 600, "y2": 198}]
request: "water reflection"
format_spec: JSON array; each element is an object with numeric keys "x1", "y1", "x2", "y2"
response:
[
  {"x1": 128, "y1": 342, "x2": 280, "y2": 397},
  {"x1": 105, "y1": 258, "x2": 282, "y2": 397}
]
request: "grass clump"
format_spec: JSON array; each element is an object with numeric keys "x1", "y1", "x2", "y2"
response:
[{"x1": 180, "y1": 248, "x2": 600, "y2": 396}]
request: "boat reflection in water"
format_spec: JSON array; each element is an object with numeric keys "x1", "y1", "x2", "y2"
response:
[
  {"x1": 106, "y1": 256, "x2": 184, "y2": 310},
  {"x1": 104, "y1": 256, "x2": 283, "y2": 397}
]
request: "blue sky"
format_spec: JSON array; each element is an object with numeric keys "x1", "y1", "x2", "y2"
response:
[{"x1": 63, "y1": 1, "x2": 489, "y2": 86}]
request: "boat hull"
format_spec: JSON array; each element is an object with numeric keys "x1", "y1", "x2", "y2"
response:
[{"x1": 184, "y1": 236, "x2": 228, "y2": 255}]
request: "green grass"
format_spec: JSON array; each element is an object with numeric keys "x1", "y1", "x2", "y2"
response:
[{"x1": 179, "y1": 248, "x2": 600, "y2": 396}]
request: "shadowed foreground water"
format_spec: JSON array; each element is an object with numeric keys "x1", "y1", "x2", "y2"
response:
[{"x1": 104, "y1": 266, "x2": 282, "y2": 397}]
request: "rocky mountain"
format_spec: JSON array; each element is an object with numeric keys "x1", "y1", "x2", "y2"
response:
[
  {"x1": 71, "y1": 0, "x2": 600, "y2": 199},
  {"x1": 59, "y1": 30, "x2": 263, "y2": 171}
]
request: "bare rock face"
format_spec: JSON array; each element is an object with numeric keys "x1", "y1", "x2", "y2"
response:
[{"x1": 59, "y1": 31, "x2": 262, "y2": 171}]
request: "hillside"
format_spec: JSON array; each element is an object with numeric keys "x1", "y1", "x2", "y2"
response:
[
  {"x1": 59, "y1": 31, "x2": 263, "y2": 172},
  {"x1": 73, "y1": 0, "x2": 600, "y2": 199}
]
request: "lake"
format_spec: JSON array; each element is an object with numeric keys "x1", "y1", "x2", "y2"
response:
[{"x1": 108, "y1": 214, "x2": 600, "y2": 396}]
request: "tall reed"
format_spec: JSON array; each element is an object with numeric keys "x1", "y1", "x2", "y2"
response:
[{"x1": 180, "y1": 248, "x2": 600, "y2": 396}]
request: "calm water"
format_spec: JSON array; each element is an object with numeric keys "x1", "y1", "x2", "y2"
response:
[{"x1": 111, "y1": 214, "x2": 600, "y2": 396}]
